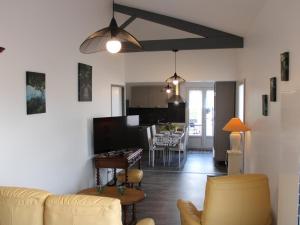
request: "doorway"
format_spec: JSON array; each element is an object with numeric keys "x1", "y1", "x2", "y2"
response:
[
  {"x1": 111, "y1": 85, "x2": 125, "y2": 117},
  {"x1": 187, "y1": 88, "x2": 214, "y2": 150}
]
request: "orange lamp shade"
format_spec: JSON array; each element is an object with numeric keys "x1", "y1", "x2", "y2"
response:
[{"x1": 223, "y1": 118, "x2": 250, "y2": 132}]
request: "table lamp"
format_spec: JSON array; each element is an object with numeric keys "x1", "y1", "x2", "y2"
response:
[{"x1": 223, "y1": 118, "x2": 250, "y2": 151}]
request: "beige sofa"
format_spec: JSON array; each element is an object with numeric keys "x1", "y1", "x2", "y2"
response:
[{"x1": 0, "y1": 186, "x2": 154, "y2": 225}]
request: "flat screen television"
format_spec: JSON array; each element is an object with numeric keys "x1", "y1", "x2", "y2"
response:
[{"x1": 93, "y1": 115, "x2": 140, "y2": 154}]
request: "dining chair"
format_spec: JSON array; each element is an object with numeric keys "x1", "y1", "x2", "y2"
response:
[
  {"x1": 152, "y1": 135, "x2": 168, "y2": 167},
  {"x1": 151, "y1": 125, "x2": 157, "y2": 137},
  {"x1": 147, "y1": 127, "x2": 154, "y2": 166},
  {"x1": 183, "y1": 127, "x2": 189, "y2": 159},
  {"x1": 168, "y1": 133, "x2": 184, "y2": 167}
]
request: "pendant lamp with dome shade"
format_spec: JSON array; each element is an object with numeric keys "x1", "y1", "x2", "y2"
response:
[
  {"x1": 165, "y1": 50, "x2": 185, "y2": 85},
  {"x1": 166, "y1": 50, "x2": 185, "y2": 105},
  {"x1": 163, "y1": 83, "x2": 173, "y2": 94},
  {"x1": 80, "y1": 0, "x2": 142, "y2": 54}
]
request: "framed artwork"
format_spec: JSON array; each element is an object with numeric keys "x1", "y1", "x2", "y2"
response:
[
  {"x1": 281, "y1": 52, "x2": 289, "y2": 81},
  {"x1": 26, "y1": 71, "x2": 46, "y2": 115},
  {"x1": 262, "y1": 95, "x2": 268, "y2": 116},
  {"x1": 78, "y1": 63, "x2": 92, "y2": 101},
  {"x1": 270, "y1": 77, "x2": 277, "y2": 102}
]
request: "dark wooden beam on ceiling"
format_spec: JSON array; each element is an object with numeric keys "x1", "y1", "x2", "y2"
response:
[
  {"x1": 114, "y1": 3, "x2": 244, "y2": 52},
  {"x1": 114, "y1": 3, "x2": 242, "y2": 39},
  {"x1": 120, "y1": 16, "x2": 136, "y2": 29},
  {"x1": 121, "y1": 37, "x2": 243, "y2": 52}
]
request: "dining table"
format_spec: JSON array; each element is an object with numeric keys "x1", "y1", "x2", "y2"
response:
[{"x1": 153, "y1": 131, "x2": 185, "y2": 167}]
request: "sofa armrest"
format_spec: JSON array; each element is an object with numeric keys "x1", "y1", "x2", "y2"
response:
[{"x1": 136, "y1": 218, "x2": 155, "y2": 225}]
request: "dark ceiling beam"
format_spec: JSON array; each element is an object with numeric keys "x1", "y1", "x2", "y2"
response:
[
  {"x1": 119, "y1": 16, "x2": 136, "y2": 29},
  {"x1": 121, "y1": 37, "x2": 243, "y2": 52},
  {"x1": 114, "y1": 3, "x2": 243, "y2": 40}
]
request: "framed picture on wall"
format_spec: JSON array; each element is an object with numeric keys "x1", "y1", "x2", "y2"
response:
[
  {"x1": 78, "y1": 63, "x2": 92, "y2": 101},
  {"x1": 262, "y1": 95, "x2": 268, "y2": 116},
  {"x1": 281, "y1": 52, "x2": 289, "y2": 81},
  {"x1": 26, "y1": 71, "x2": 46, "y2": 115},
  {"x1": 270, "y1": 77, "x2": 277, "y2": 102}
]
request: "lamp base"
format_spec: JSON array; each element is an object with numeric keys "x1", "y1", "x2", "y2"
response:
[
  {"x1": 227, "y1": 150, "x2": 242, "y2": 175},
  {"x1": 230, "y1": 132, "x2": 241, "y2": 151}
]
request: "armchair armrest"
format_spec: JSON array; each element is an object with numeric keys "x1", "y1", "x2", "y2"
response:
[
  {"x1": 136, "y1": 218, "x2": 155, "y2": 225},
  {"x1": 177, "y1": 199, "x2": 202, "y2": 225}
]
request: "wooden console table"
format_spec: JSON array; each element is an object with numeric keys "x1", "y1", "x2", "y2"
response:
[{"x1": 94, "y1": 148, "x2": 143, "y2": 186}]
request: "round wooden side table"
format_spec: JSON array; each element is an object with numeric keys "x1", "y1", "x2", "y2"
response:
[{"x1": 78, "y1": 187, "x2": 145, "y2": 225}]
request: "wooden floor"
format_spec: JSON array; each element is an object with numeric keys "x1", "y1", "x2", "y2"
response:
[
  {"x1": 141, "y1": 150, "x2": 226, "y2": 174},
  {"x1": 133, "y1": 151, "x2": 226, "y2": 225}
]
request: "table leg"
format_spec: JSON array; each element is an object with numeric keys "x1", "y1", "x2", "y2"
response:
[
  {"x1": 125, "y1": 168, "x2": 128, "y2": 187},
  {"x1": 122, "y1": 205, "x2": 128, "y2": 225},
  {"x1": 132, "y1": 204, "x2": 137, "y2": 224},
  {"x1": 96, "y1": 168, "x2": 100, "y2": 186},
  {"x1": 113, "y1": 168, "x2": 117, "y2": 185}
]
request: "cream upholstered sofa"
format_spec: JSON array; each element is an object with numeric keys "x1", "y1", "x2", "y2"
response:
[
  {"x1": 0, "y1": 186, "x2": 154, "y2": 225},
  {"x1": 177, "y1": 174, "x2": 272, "y2": 225}
]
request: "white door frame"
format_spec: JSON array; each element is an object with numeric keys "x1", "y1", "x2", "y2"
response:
[{"x1": 111, "y1": 85, "x2": 125, "y2": 117}]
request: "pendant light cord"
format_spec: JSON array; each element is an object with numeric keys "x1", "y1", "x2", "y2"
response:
[
  {"x1": 175, "y1": 50, "x2": 177, "y2": 73},
  {"x1": 113, "y1": 0, "x2": 115, "y2": 18}
]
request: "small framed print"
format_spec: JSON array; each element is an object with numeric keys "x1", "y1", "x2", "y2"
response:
[
  {"x1": 281, "y1": 52, "x2": 289, "y2": 81},
  {"x1": 78, "y1": 63, "x2": 92, "y2": 101},
  {"x1": 26, "y1": 71, "x2": 46, "y2": 115},
  {"x1": 262, "y1": 95, "x2": 268, "y2": 116},
  {"x1": 270, "y1": 77, "x2": 277, "y2": 102}
]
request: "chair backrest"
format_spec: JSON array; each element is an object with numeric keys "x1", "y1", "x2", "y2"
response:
[
  {"x1": 153, "y1": 135, "x2": 164, "y2": 144},
  {"x1": 146, "y1": 127, "x2": 153, "y2": 149},
  {"x1": 169, "y1": 134, "x2": 182, "y2": 148},
  {"x1": 151, "y1": 125, "x2": 157, "y2": 136},
  {"x1": 201, "y1": 174, "x2": 272, "y2": 225},
  {"x1": 0, "y1": 186, "x2": 50, "y2": 225},
  {"x1": 183, "y1": 127, "x2": 189, "y2": 150}
]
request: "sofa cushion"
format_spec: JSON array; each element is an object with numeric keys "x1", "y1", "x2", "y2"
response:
[
  {"x1": 44, "y1": 194, "x2": 122, "y2": 225},
  {"x1": 0, "y1": 186, "x2": 50, "y2": 225}
]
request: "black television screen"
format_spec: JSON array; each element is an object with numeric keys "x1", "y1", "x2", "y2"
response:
[{"x1": 93, "y1": 115, "x2": 140, "y2": 154}]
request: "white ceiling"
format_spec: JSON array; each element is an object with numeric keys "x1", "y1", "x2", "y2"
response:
[{"x1": 115, "y1": 0, "x2": 267, "y2": 37}]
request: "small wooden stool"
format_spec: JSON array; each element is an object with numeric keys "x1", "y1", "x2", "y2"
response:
[{"x1": 117, "y1": 169, "x2": 143, "y2": 187}]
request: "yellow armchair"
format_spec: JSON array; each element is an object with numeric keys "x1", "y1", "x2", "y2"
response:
[{"x1": 177, "y1": 174, "x2": 272, "y2": 225}]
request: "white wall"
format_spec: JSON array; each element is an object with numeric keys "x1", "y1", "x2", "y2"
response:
[
  {"x1": 124, "y1": 49, "x2": 238, "y2": 83},
  {"x1": 237, "y1": 0, "x2": 300, "y2": 224},
  {"x1": 0, "y1": 0, "x2": 125, "y2": 194}
]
